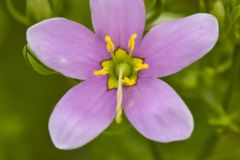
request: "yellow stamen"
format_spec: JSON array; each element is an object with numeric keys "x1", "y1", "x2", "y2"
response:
[
  {"x1": 105, "y1": 36, "x2": 115, "y2": 53},
  {"x1": 122, "y1": 77, "x2": 136, "y2": 86},
  {"x1": 128, "y1": 33, "x2": 137, "y2": 53},
  {"x1": 94, "y1": 67, "x2": 108, "y2": 76},
  {"x1": 116, "y1": 65, "x2": 124, "y2": 124},
  {"x1": 135, "y1": 63, "x2": 149, "y2": 71}
]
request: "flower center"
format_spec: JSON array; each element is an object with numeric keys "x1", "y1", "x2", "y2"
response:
[
  {"x1": 98, "y1": 48, "x2": 147, "y2": 89},
  {"x1": 115, "y1": 63, "x2": 131, "y2": 78},
  {"x1": 94, "y1": 34, "x2": 149, "y2": 89},
  {"x1": 93, "y1": 33, "x2": 149, "y2": 124}
]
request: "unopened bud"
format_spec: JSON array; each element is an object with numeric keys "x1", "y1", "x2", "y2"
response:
[
  {"x1": 26, "y1": 0, "x2": 53, "y2": 23},
  {"x1": 211, "y1": 0, "x2": 225, "y2": 28}
]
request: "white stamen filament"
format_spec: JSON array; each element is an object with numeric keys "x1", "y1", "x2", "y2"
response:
[{"x1": 116, "y1": 65, "x2": 125, "y2": 124}]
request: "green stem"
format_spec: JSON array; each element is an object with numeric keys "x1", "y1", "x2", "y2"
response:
[
  {"x1": 6, "y1": 0, "x2": 29, "y2": 25},
  {"x1": 197, "y1": 44, "x2": 240, "y2": 160},
  {"x1": 146, "y1": 0, "x2": 163, "y2": 24},
  {"x1": 223, "y1": 44, "x2": 240, "y2": 112},
  {"x1": 145, "y1": 0, "x2": 163, "y2": 33},
  {"x1": 149, "y1": 141, "x2": 162, "y2": 160},
  {"x1": 197, "y1": 132, "x2": 220, "y2": 160}
]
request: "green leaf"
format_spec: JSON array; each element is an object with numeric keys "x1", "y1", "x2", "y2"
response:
[{"x1": 23, "y1": 45, "x2": 56, "y2": 75}]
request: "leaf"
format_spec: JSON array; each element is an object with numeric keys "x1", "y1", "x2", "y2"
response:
[{"x1": 23, "y1": 45, "x2": 56, "y2": 75}]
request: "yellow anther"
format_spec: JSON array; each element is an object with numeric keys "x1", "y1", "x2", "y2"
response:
[
  {"x1": 128, "y1": 33, "x2": 137, "y2": 53},
  {"x1": 105, "y1": 36, "x2": 115, "y2": 53},
  {"x1": 122, "y1": 77, "x2": 136, "y2": 86},
  {"x1": 135, "y1": 63, "x2": 149, "y2": 71},
  {"x1": 94, "y1": 67, "x2": 108, "y2": 76}
]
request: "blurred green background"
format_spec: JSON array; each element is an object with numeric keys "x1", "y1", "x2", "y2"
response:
[{"x1": 0, "y1": 0, "x2": 240, "y2": 160}]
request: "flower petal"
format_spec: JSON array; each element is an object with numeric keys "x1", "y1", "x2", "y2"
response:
[
  {"x1": 49, "y1": 77, "x2": 116, "y2": 149},
  {"x1": 90, "y1": 0, "x2": 145, "y2": 50},
  {"x1": 123, "y1": 78, "x2": 194, "y2": 142},
  {"x1": 27, "y1": 18, "x2": 106, "y2": 80},
  {"x1": 137, "y1": 13, "x2": 218, "y2": 77}
]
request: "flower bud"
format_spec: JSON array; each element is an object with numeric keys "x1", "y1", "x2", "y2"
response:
[
  {"x1": 26, "y1": 0, "x2": 53, "y2": 23},
  {"x1": 6, "y1": 0, "x2": 64, "y2": 25},
  {"x1": 211, "y1": 0, "x2": 225, "y2": 28},
  {"x1": 199, "y1": 0, "x2": 207, "y2": 12},
  {"x1": 23, "y1": 45, "x2": 56, "y2": 75}
]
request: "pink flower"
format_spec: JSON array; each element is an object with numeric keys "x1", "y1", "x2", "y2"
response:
[{"x1": 27, "y1": 0, "x2": 218, "y2": 149}]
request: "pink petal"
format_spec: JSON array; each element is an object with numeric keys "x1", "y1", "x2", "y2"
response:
[
  {"x1": 90, "y1": 0, "x2": 145, "y2": 50},
  {"x1": 137, "y1": 13, "x2": 219, "y2": 77},
  {"x1": 27, "y1": 18, "x2": 107, "y2": 80},
  {"x1": 49, "y1": 77, "x2": 116, "y2": 149},
  {"x1": 123, "y1": 78, "x2": 194, "y2": 142}
]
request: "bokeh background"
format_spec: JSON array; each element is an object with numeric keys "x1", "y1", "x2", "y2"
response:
[{"x1": 0, "y1": 0, "x2": 240, "y2": 160}]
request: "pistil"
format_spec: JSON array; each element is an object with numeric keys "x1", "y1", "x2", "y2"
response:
[{"x1": 116, "y1": 64, "x2": 125, "y2": 124}]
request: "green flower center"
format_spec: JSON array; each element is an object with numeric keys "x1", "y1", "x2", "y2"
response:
[{"x1": 100, "y1": 48, "x2": 145, "y2": 89}]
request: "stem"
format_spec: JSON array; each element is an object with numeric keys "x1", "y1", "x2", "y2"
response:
[
  {"x1": 146, "y1": 0, "x2": 163, "y2": 24},
  {"x1": 145, "y1": 0, "x2": 163, "y2": 32},
  {"x1": 223, "y1": 44, "x2": 240, "y2": 112},
  {"x1": 149, "y1": 141, "x2": 162, "y2": 160},
  {"x1": 197, "y1": 132, "x2": 220, "y2": 160},
  {"x1": 6, "y1": 0, "x2": 29, "y2": 25},
  {"x1": 197, "y1": 44, "x2": 240, "y2": 160}
]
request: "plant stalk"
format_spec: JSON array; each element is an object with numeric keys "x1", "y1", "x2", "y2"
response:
[{"x1": 197, "y1": 44, "x2": 240, "y2": 160}]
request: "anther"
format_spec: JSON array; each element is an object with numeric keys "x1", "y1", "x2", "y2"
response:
[
  {"x1": 122, "y1": 77, "x2": 136, "y2": 86},
  {"x1": 94, "y1": 67, "x2": 108, "y2": 76},
  {"x1": 135, "y1": 63, "x2": 149, "y2": 71},
  {"x1": 105, "y1": 36, "x2": 115, "y2": 53},
  {"x1": 128, "y1": 33, "x2": 137, "y2": 54}
]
